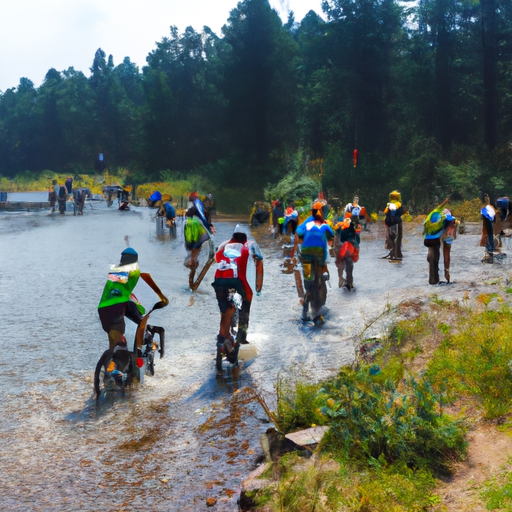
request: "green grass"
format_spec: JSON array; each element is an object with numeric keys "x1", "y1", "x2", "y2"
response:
[
  {"x1": 250, "y1": 300, "x2": 512, "y2": 511},
  {"x1": 481, "y1": 459, "x2": 512, "y2": 510},
  {"x1": 253, "y1": 453, "x2": 441, "y2": 512},
  {"x1": 427, "y1": 307, "x2": 512, "y2": 419}
]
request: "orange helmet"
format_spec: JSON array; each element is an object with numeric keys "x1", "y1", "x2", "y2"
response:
[{"x1": 311, "y1": 201, "x2": 324, "y2": 219}]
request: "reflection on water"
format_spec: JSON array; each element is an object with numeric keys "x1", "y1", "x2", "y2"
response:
[
  {"x1": 0, "y1": 205, "x2": 509, "y2": 510},
  {"x1": 4, "y1": 191, "x2": 49, "y2": 202}
]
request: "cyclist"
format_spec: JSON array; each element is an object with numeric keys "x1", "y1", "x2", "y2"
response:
[
  {"x1": 97, "y1": 248, "x2": 146, "y2": 349},
  {"x1": 293, "y1": 201, "x2": 334, "y2": 324}
]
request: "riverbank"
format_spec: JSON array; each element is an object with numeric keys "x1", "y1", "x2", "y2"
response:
[
  {"x1": 0, "y1": 200, "x2": 50, "y2": 209},
  {"x1": 232, "y1": 230, "x2": 512, "y2": 511}
]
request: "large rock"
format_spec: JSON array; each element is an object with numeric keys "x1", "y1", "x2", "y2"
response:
[{"x1": 284, "y1": 425, "x2": 329, "y2": 450}]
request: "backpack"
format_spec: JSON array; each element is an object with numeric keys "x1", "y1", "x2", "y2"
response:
[
  {"x1": 385, "y1": 208, "x2": 399, "y2": 226},
  {"x1": 216, "y1": 244, "x2": 243, "y2": 279}
]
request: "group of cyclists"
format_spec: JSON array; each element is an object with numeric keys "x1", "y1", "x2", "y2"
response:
[{"x1": 96, "y1": 191, "x2": 366, "y2": 378}]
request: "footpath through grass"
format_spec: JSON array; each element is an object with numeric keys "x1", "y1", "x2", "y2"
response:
[{"x1": 249, "y1": 295, "x2": 512, "y2": 511}]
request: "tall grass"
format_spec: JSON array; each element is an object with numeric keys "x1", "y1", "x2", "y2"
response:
[
  {"x1": 249, "y1": 300, "x2": 512, "y2": 511},
  {"x1": 427, "y1": 306, "x2": 512, "y2": 418},
  {"x1": 0, "y1": 170, "x2": 119, "y2": 195}
]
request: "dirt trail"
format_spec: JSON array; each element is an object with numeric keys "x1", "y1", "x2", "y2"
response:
[{"x1": 434, "y1": 422, "x2": 512, "y2": 511}]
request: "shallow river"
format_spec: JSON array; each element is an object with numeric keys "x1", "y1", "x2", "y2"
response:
[{"x1": 0, "y1": 200, "x2": 511, "y2": 511}]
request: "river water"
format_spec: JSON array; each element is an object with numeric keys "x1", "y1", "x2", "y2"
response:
[{"x1": 1, "y1": 199, "x2": 511, "y2": 511}]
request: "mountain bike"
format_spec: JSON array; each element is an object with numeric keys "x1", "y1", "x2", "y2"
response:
[{"x1": 94, "y1": 324, "x2": 165, "y2": 400}]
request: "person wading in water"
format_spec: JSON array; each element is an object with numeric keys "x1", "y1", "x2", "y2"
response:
[{"x1": 292, "y1": 201, "x2": 334, "y2": 325}]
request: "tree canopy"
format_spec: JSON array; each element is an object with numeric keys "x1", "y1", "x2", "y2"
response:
[{"x1": 1, "y1": 0, "x2": 511, "y2": 211}]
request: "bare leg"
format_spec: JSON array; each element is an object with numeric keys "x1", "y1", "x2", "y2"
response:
[
  {"x1": 443, "y1": 241, "x2": 451, "y2": 282},
  {"x1": 337, "y1": 258, "x2": 346, "y2": 288},
  {"x1": 217, "y1": 305, "x2": 234, "y2": 339},
  {"x1": 236, "y1": 300, "x2": 251, "y2": 344},
  {"x1": 427, "y1": 241, "x2": 440, "y2": 285},
  {"x1": 344, "y1": 257, "x2": 354, "y2": 289}
]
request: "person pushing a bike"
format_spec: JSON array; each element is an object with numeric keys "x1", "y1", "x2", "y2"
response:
[
  {"x1": 184, "y1": 206, "x2": 212, "y2": 269},
  {"x1": 211, "y1": 226, "x2": 263, "y2": 373},
  {"x1": 293, "y1": 201, "x2": 334, "y2": 325}
]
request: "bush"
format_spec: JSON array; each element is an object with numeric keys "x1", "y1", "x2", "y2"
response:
[
  {"x1": 275, "y1": 377, "x2": 326, "y2": 433},
  {"x1": 450, "y1": 197, "x2": 483, "y2": 222},
  {"x1": 318, "y1": 366, "x2": 467, "y2": 474}
]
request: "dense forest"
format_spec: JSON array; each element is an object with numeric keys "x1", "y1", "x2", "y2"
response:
[{"x1": 1, "y1": 0, "x2": 511, "y2": 212}]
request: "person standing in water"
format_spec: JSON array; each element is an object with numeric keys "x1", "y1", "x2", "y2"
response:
[
  {"x1": 65, "y1": 176, "x2": 73, "y2": 195},
  {"x1": 57, "y1": 183, "x2": 67, "y2": 214},
  {"x1": 334, "y1": 216, "x2": 361, "y2": 291},
  {"x1": 480, "y1": 193, "x2": 497, "y2": 263},
  {"x1": 423, "y1": 199, "x2": 458, "y2": 284},
  {"x1": 283, "y1": 201, "x2": 299, "y2": 238}
]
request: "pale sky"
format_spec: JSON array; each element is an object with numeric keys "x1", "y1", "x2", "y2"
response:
[{"x1": 0, "y1": 0, "x2": 324, "y2": 93}]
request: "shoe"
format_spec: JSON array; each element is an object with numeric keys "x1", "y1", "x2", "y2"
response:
[
  {"x1": 223, "y1": 336, "x2": 236, "y2": 356},
  {"x1": 313, "y1": 315, "x2": 325, "y2": 326},
  {"x1": 481, "y1": 254, "x2": 494, "y2": 264},
  {"x1": 338, "y1": 277, "x2": 346, "y2": 288}
]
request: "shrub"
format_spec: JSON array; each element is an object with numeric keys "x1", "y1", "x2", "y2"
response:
[
  {"x1": 450, "y1": 197, "x2": 483, "y2": 222},
  {"x1": 318, "y1": 366, "x2": 467, "y2": 474},
  {"x1": 275, "y1": 376, "x2": 326, "y2": 433}
]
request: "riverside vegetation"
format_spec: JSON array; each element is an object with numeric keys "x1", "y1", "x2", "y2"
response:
[
  {"x1": 0, "y1": 169, "x2": 488, "y2": 222},
  {"x1": 246, "y1": 294, "x2": 512, "y2": 512}
]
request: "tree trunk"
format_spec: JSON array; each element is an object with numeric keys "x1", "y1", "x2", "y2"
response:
[{"x1": 481, "y1": 0, "x2": 498, "y2": 150}]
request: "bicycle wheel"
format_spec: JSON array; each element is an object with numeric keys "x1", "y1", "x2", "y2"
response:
[
  {"x1": 94, "y1": 351, "x2": 116, "y2": 399},
  {"x1": 189, "y1": 238, "x2": 215, "y2": 291},
  {"x1": 146, "y1": 350, "x2": 155, "y2": 376}
]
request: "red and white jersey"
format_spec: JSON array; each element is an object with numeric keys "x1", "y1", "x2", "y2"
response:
[{"x1": 214, "y1": 239, "x2": 263, "y2": 300}]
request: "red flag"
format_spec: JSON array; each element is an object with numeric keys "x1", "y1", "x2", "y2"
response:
[{"x1": 353, "y1": 149, "x2": 358, "y2": 168}]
